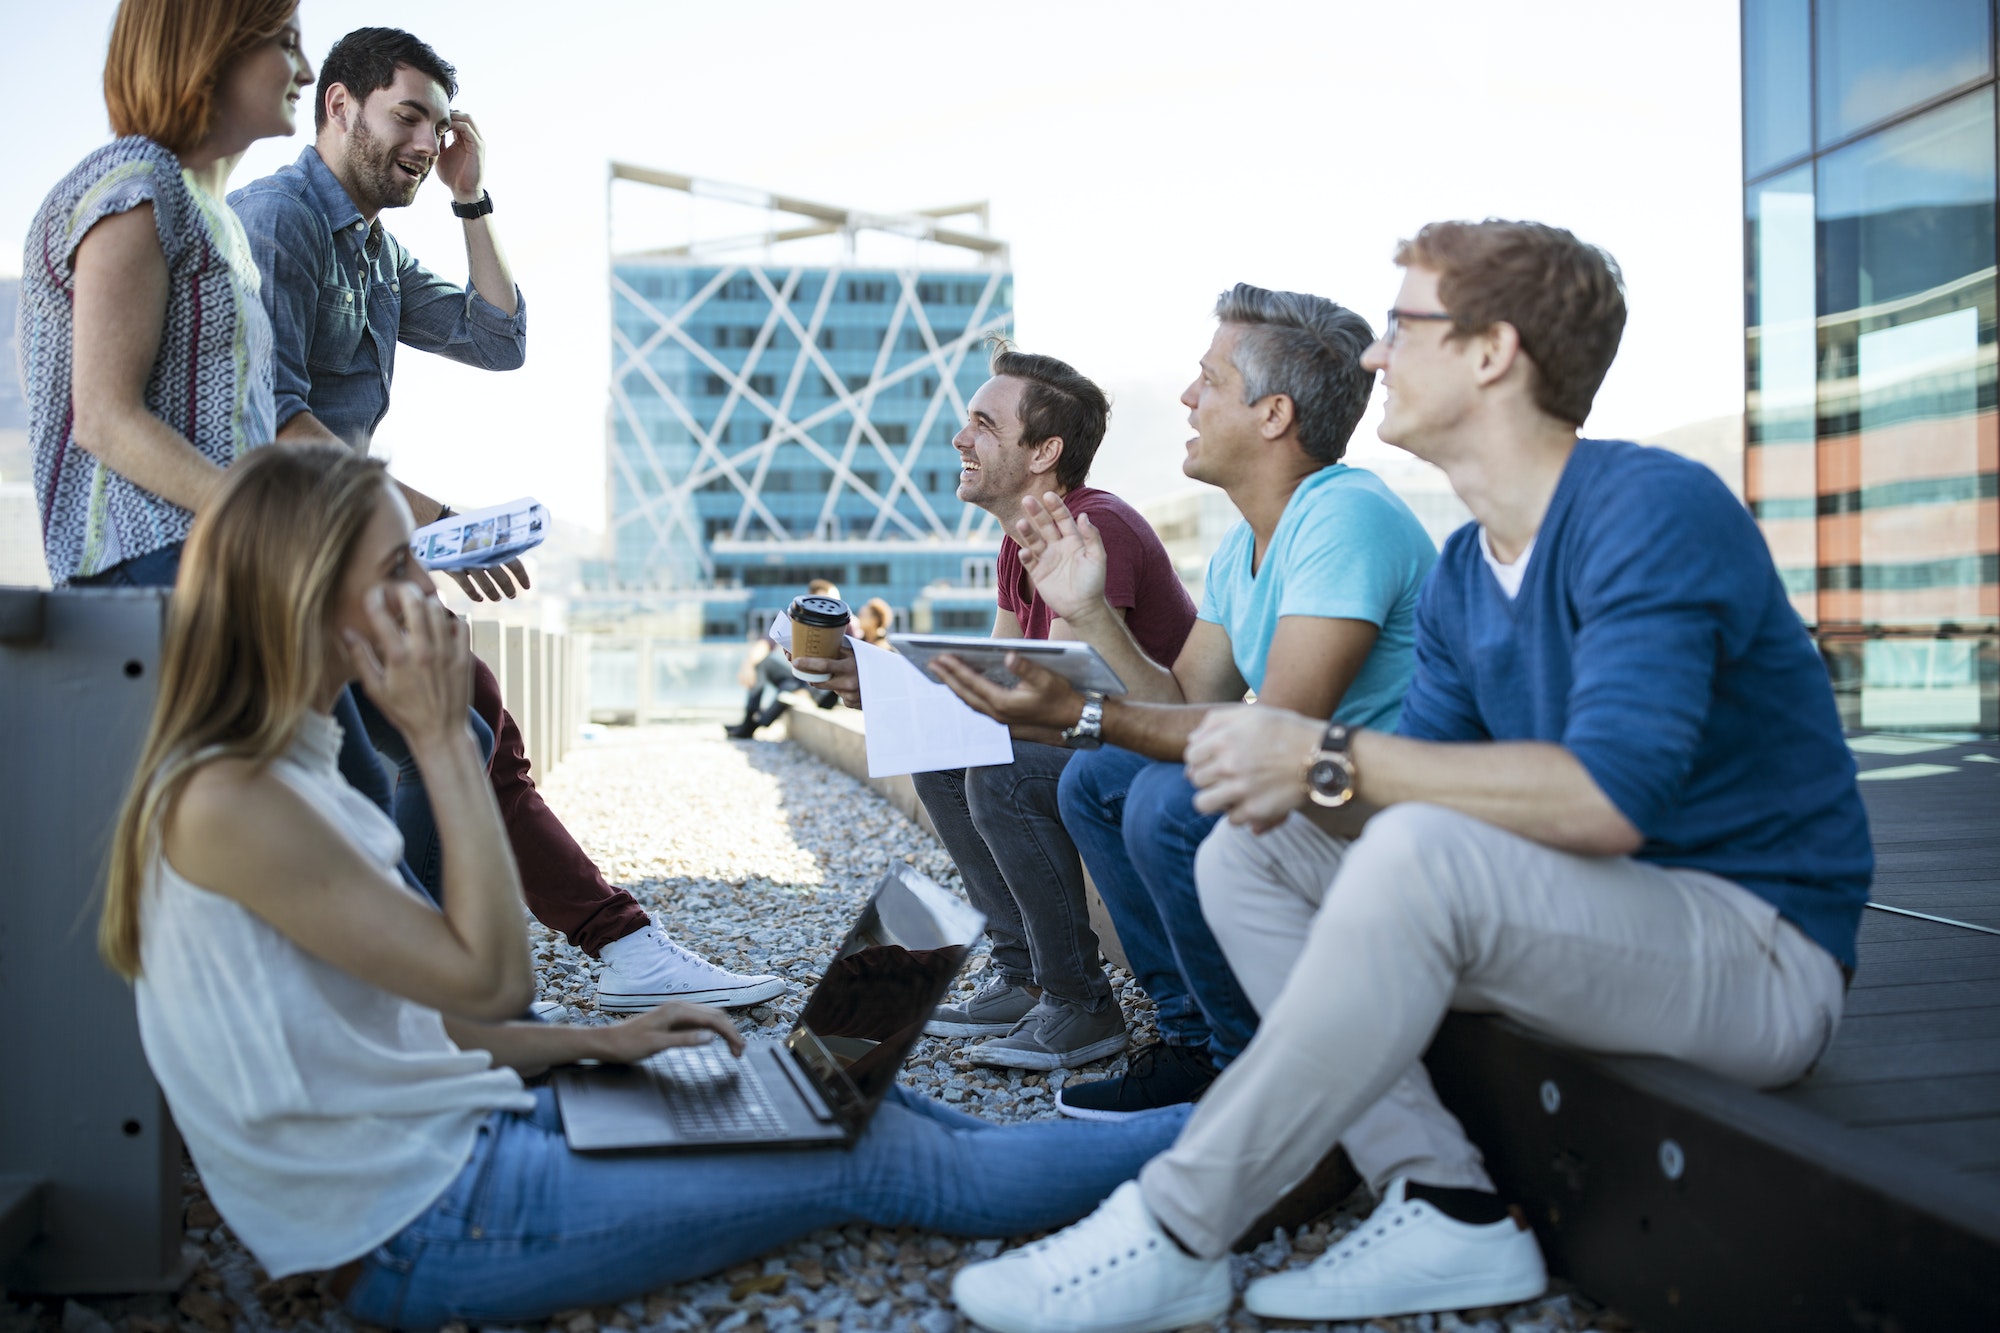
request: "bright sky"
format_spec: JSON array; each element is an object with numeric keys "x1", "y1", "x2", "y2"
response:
[{"x1": 2, "y1": 0, "x2": 1745, "y2": 532}]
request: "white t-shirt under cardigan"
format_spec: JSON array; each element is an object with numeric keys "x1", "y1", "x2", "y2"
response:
[{"x1": 135, "y1": 711, "x2": 533, "y2": 1277}]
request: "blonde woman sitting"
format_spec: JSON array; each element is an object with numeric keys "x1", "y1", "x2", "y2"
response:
[{"x1": 104, "y1": 445, "x2": 1186, "y2": 1329}]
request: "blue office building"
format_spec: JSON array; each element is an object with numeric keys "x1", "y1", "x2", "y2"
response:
[{"x1": 604, "y1": 166, "x2": 1013, "y2": 639}]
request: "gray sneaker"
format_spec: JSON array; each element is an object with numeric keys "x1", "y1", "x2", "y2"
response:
[
  {"x1": 926, "y1": 971, "x2": 1040, "y2": 1037},
  {"x1": 967, "y1": 997, "x2": 1129, "y2": 1071}
]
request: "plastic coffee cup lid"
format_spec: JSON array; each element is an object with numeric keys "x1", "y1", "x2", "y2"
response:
[{"x1": 790, "y1": 595, "x2": 850, "y2": 627}]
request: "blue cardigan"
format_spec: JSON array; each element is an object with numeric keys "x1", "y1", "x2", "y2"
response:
[{"x1": 1399, "y1": 440, "x2": 1871, "y2": 967}]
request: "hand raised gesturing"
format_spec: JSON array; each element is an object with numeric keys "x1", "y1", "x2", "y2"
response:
[{"x1": 1013, "y1": 492, "x2": 1110, "y2": 628}]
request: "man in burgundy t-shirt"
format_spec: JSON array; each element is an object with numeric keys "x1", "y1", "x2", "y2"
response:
[
  {"x1": 798, "y1": 344, "x2": 1194, "y2": 1073},
  {"x1": 998, "y1": 486, "x2": 1193, "y2": 666}
]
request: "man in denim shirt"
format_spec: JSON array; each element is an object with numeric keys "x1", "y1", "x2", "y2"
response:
[
  {"x1": 230, "y1": 29, "x2": 522, "y2": 536},
  {"x1": 232, "y1": 27, "x2": 783, "y2": 1015}
]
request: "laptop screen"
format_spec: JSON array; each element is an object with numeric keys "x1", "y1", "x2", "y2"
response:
[{"x1": 785, "y1": 864, "x2": 984, "y2": 1128}]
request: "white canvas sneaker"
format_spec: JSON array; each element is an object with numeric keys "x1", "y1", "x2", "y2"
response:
[
  {"x1": 951, "y1": 1181, "x2": 1233, "y2": 1333},
  {"x1": 1243, "y1": 1178, "x2": 1546, "y2": 1321},
  {"x1": 593, "y1": 925, "x2": 786, "y2": 1012}
]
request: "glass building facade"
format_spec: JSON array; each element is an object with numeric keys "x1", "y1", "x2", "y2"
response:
[
  {"x1": 607, "y1": 259, "x2": 1013, "y2": 638},
  {"x1": 1743, "y1": 0, "x2": 1998, "y2": 731}
]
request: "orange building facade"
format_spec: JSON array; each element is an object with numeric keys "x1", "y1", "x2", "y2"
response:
[{"x1": 1743, "y1": 0, "x2": 1998, "y2": 732}]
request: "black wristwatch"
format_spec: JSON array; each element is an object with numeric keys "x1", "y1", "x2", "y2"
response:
[
  {"x1": 1306, "y1": 721, "x2": 1358, "y2": 808},
  {"x1": 1062, "y1": 691, "x2": 1106, "y2": 750},
  {"x1": 451, "y1": 191, "x2": 493, "y2": 219}
]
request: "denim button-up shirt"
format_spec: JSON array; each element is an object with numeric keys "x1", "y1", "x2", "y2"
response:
[{"x1": 229, "y1": 147, "x2": 526, "y2": 452}]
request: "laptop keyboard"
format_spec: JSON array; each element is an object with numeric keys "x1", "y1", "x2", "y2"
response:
[{"x1": 643, "y1": 1042, "x2": 788, "y2": 1139}]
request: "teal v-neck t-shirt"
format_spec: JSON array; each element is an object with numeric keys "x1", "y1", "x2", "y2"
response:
[{"x1": 1197, "y1": 463, "x2": 1437, "y2": 731}]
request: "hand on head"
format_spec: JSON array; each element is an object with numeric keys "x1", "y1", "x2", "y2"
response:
[
  {"x1": 437, "y1": 110, "x2": 486, "y2": 203},
  {"x1": 342, "y1": 582, "x2": 472, "y2": 748}
]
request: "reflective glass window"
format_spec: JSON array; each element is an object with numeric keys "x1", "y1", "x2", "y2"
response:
[
  {"x1": 1744, "y1": 0, "x2": 1813, "y2": 176},
  {"x1": 1746, "y1": 166, "x2": 1819, "y2": 621},
  {"x1": 1815, "y1": 0, "x2": 1992, "y2": 145},
  {"x1": 1817, "y1": 90, "x2": 1997, "y2": 634}
]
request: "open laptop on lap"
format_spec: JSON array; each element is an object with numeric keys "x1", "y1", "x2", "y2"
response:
[{"x1": 554, "y1": 864, "x2": 983, "y2": 1151}]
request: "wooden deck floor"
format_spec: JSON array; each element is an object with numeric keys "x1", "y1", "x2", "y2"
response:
[{"x1": 1791, "y1": 733, "x2": 2000, "y2": 1183}]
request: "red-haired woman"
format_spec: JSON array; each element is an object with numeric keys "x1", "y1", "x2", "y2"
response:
[{"x1": 19, "y1": 0, "x2": 311, "y2": 589}]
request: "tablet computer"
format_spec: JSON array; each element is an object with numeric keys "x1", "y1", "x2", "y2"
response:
[{"x1": 888, "y1": 634, "x2": 1128, "y2": 696}]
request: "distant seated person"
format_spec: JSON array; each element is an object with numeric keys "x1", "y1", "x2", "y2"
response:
[
  {"x1": 932, "y1": 285, "x2": 1436, "y2": 1120},
  {"x1": 856, "y1": 596, "x2": 895, "y2": 647},
  {"x1": 726, "y1": 625, "x2": 838, "y2": 740},
  {"x1": 797, "y1": 340, "x2": 1196, "y2": 1072},
  {"x1": 108, "y1": 444, "x2": 1197, "y2": 1328},
  {"x1": 949, "y1": 220, "x2": 1870, "y2": 1333}
]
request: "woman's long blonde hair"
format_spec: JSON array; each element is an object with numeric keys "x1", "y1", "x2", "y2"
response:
[{"x1": 102, "y1": 446, "x2": 392, "y2": 979}]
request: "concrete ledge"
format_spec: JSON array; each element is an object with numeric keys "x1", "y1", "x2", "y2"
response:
[{"x1": 785, "y1": 705, "x2": 1128, "y2": 970}]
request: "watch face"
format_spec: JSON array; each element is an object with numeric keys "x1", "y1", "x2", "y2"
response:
[{"x1": 1307, "y1": 754, "x2": 1354, "y2": 807}]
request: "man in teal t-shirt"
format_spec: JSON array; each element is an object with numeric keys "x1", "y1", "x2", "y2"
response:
[
  {"x1": 932, "y1": 283, "x2": 1436, "y2": 1121},
  {"x1": 1197, "y1": 462, "x2": 1432, "y2": 732}
]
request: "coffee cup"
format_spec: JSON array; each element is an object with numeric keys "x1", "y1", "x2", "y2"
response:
[{"x1": 787, "y1": 594, "x2": 851, "y2": 681}]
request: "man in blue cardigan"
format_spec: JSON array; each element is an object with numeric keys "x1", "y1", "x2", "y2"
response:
[{"x1": 949, "y1": 219, "x2": 1871, "y2": 1331}]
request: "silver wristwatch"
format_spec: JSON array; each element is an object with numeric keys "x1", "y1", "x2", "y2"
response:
[
  {"x1": 1062, "y1": 691, "x2": 1106, "y2": 750},
  {"x1": 1305, "y1": 721, "x2": 1357, "y2": 808}
]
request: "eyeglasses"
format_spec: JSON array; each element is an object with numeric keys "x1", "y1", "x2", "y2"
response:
[{"x1": 1383, "y1": 308, "x2": 1455, "y2": 346}]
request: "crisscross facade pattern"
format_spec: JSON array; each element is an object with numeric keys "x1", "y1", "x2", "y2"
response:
[{"x1": 609, "y1": 260, "x2": 1014, "y2": 630}]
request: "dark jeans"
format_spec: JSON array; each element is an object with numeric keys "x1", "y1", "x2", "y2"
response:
[
  {"x1": 1056, "y1": 745, "x2": 1258, "y2": 1063},
  {"x1": 350, "y1": 691, "x2": 494, "y2": 895},
  {"x1": 466, "y1": 659, "x2": 650, "y2": 955},
  {"x1": 910, "y1": 741, "x2": 1113, "y2": 1011},
  {"x1": 68, "y1": 545, "x2": 188, "y2": 589}
]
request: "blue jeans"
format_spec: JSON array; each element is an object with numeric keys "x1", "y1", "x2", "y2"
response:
[
  {"x1": 345, "y1": 1086, "x2": 1190, "y2": 1328},
  {"x1": 1057, "y1": 746, "x2": 1257, "y2": 1063}
]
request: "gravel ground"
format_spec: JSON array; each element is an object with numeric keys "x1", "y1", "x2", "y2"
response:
[{"x1": 2, "y1": 722, "x2": 1635, "y2": 1333}]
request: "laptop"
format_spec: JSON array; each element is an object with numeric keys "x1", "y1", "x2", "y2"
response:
[{"x1": 554, "y1": 864, "x2": 984, "y2": 1151}]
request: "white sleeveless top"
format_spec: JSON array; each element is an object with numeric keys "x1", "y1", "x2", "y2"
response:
[{"x1": 134, "y1": 711, "x2": 535, "y2": 1278}]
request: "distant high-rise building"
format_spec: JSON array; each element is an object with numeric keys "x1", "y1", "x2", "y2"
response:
[
  {"x1": 1741, "y1": 0, "x2": 1997, "y2": 731},
  {"x1": 1, "y1": 275, "x2": 49, "y2": 586},
  {"x1": 1, "y1": 276, "x2": 28, "y2": 468},
  {"x1": 603, "y1": 166, "x2": 1013, "y2": 639},
  {"x1": 0, "y1": 279, "x2": 23, "y2": 421}
]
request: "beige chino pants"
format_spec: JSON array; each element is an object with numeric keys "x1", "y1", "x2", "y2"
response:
[{"x1": 1138, "y1": 802, "x2": 1847, "y2": 1259}]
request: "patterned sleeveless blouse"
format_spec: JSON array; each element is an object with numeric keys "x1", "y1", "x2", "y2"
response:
[{"x1": 19, "y1": 137, "x2": 275, "y2": 584}]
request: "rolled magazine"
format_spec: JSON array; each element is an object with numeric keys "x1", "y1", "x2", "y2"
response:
[{"x1": 410, "y1": 497, "x2": 549, "y2": 572}]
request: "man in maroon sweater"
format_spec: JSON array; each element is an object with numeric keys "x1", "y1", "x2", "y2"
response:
[{"x1": 797, "y1": 342, "x2": 1194, "y2": 1070}]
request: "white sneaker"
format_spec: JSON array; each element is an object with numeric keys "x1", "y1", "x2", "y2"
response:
[
  {"x1": 1243, "y1": 1178, "x2": 1546, "y2": 1321},
  {"x1": 951, "y1": 1181, "x2": 1232, "y2": 1333},
  {"x1": 593, "y1": 926, "x2": 786, "y2": 1012}
]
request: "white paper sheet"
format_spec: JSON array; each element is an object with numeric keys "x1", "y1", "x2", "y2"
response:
[
  {"x1": 850, "y1": 638, "x2": 1012, "y2": 778},
  {"x1": 767, "y1": 614, "x2": 1012, "y2": 777}
]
